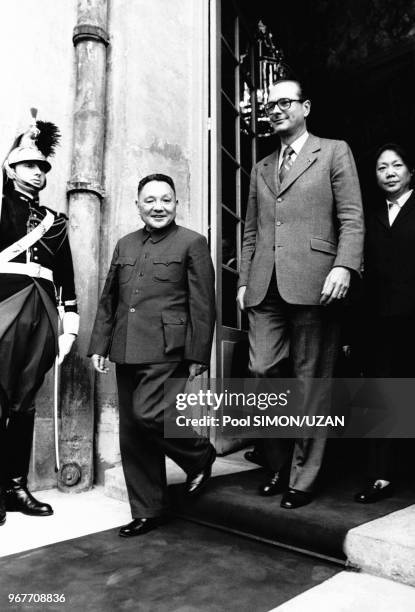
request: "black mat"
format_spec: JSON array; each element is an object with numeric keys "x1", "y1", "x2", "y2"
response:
[
  {"x1": 0, "y1": 519, "x2": 339, "y2": 612},
  {"x1": 170, "y1": 468, "x2": 415, "y2": 561}
]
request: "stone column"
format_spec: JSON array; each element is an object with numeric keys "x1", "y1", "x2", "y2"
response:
[{"x1": 59, "y1": 0, "x2": 109, "y2": 492}]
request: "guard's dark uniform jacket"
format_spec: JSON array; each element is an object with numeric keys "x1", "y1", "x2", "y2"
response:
[{"x1": 0, "y1": 189, "x2": 77, "y2": 310}]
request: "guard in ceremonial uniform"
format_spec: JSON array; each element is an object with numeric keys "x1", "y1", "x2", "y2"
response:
[{"x1": 0, "y1": 115, "x2": 79, "y2": 526}]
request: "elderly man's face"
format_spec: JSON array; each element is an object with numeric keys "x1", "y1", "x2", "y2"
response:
[
  {"x1": 137, "y1": 180, "x2": 177, "y2": 230},
  {"x1": 267, "y1": 81, "x2": 310, "y2": 139}
]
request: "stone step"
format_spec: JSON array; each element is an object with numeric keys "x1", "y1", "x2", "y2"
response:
[
  {"x1": 104, "y1": 450, "x2": 254, "y2": 503},
  {"x1": 345, "y1": 505, "x2": 415, "y2": 587},
  {"x1": 104, "y1": 452, "x2": 415, "y2": 588}
]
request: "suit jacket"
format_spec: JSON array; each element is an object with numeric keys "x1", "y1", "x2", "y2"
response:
[
  {"x1": 239, "y1": 134, "x2": 364, "y2": 307},
  {"x1": 88, "y1": 222, "x2": 216, "y2": 365},
  {"x1": 364, "y1": 191, "x2": 415, "y2": 317}
]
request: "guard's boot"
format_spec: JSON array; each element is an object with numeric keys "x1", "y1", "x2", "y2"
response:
[
  {"x1": 0, "y1": 486, "x2": 6, "y2": 525},
  {"x1": 5, "y1": 477, "x2": 53, "y2": 516}
]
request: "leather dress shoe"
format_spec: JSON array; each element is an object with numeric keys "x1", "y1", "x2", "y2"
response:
[
  {"x1": 186, "y1": 448, "x2": 216, "y2": 496},
  {"x1": 244, "y1": 449, "x2": 266, "y2": 467},
  {"x1": 280, "y1": 489, "x2": 312, "y2": 509},
  {"x1": 354, "y1": 481, "x2": 394, "y2": 504},
  {"x1": 0, "y1": 487, "x2": 6, "y2": 525},
  {"x1": 5, "y1": 477, "x2": 53, "y2": 516},
  {"x1": 259, "y1": 473, "x2": 284, "y2": 497},
  {"x1": 119, "y1": 517, "x2": 163, "y2": 538}
]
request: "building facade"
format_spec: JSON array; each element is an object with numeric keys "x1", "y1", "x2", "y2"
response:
[{"x1": 1, "y1": 0, "x2": 414, "y2": 492}]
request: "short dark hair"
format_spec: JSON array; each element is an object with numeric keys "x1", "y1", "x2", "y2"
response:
[
  {"x1": 137, "y1": 173, "x2": 176, "y2": 197},
  {"x1": 375, "y1": 143, "x2": 414, "y2": 173},
  {"x1": 271, "y1": 79, "x2": 309, "y2": 101}
]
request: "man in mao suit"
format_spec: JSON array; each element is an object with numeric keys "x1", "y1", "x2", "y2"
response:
[
  {"x1": 89, "y1": 173, "x2": 216, "y2": 537},
  {"x1": 237, "y1": 79, "x2": 364, "y2": 508}
]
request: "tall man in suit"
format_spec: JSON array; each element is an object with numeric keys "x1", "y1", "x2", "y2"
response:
[
  {"x1": 89, "y1": 174, "x2": 216, "y2": 536},
  {"x1": 237, "y1": 79, "x2": 364, "y2": 508}
]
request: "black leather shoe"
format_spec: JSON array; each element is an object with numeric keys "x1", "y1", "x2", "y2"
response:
[
  {"x1": 0, "y1": 487, "x2": 6, "y2": 525},
  {"x1": 5, "y1": 477, "x2": 53, "y2": 516},
  {"x1": 244, "y1": 449, "x2": 266, "y2": 467},
  {"x1": 354, "y1": 481, "x2": 394, "y2": 504},
  {"x1": 119, "y1": 517, "x2": 164, "y2": 538},
  {"x1": 258, "y1": 473, "x2": 283, "y2": 497},
  {"x1": 280, "y1": 489, "x2": 312, "y2": 509},
  {"x1": 186, "y1": 448, "x2": 216, "y2": 496}
]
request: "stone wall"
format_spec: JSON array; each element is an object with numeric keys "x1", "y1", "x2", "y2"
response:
[
  {"x1": 0, "y1": 1, "x2": 77, "y2": 489},
  {"x1": 95, "y1": 0, "x2": 208, "y2": 482},
  {"x1": 0, "y1": 0, "x2": 208, "y2": 489}
]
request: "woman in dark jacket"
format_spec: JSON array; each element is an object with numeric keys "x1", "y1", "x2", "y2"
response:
[{"x1": 355, "y1": 143, "x2": 415, "y2": 503}]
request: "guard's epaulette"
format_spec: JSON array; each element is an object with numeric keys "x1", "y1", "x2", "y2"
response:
[{"x1": 41, "y1": 205, "x2": 68, "y2": 222}]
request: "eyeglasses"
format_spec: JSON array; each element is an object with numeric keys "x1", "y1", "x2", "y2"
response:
[{"x1": 264, "y1": 98, "x2": 304, "y2": 114}]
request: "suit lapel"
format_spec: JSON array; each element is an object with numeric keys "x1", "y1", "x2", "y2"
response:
[
  {"x1": 373, "y1": 192, "x2": 415, "y2": 230},
  {"x1": 374, "y1": 201, "x2": 389, "y2": 229},
  {"x1": 259, "y1": 150, "x2": 279, "y2": 198},
  {"x1": 277, "y1": 134, "x2": 320, "y2": 195},
  {"x1": 391, "y1": 191, "x2": 415, "y2": 228}
]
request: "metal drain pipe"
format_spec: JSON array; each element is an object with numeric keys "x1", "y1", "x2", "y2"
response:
[{"x1": 59, "y1": 0, "x2": 109, "y2": 492}]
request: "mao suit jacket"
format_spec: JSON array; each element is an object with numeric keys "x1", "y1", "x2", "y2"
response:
[
  {"x1": 88, "y1": 222, "x2": 216, "y2": 365},
  {"x1": 239, "y1": 134, "x2": 364, "y2": 307}
]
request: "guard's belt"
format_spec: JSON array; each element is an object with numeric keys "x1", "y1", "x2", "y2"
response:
[{"x1": 0, "y1": 262, "x2": 53, "y2": 282}]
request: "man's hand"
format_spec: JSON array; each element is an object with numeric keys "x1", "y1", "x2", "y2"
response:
[
  {"x1": 188, "y1": 363, "x2": 207, "y2": 381},
  {"x1": 91, "y1": 354, "x2": 109, "y2": 374},
  {"x1": 58, "y1": 333, "x2": 76, "y2": 365},
  {"x1": 236, "y1": 286, "x2": 247, "y2": 311},
  {"x1": 320, "y1": 266, "x2": 351, "y2": 305}
]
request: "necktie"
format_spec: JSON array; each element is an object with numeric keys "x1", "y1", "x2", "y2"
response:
[{"x1": 279, "y1": 146, "x2": 295, "y2": 184}]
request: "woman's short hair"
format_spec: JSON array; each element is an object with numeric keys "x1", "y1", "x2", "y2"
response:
[{"x1": 375, "y1": 143, "x2": 414, "y2": 172}]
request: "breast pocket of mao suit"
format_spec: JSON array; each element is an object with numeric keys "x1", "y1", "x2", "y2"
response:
[
  {"x1": 310, "y1": 238, "x2": 337, "y2": 255},
  {"x1": 161, "y1": 310, "x2": 188, "y2": 354},
  {"x1": 116, "y1": 256, "x2": 136, "y2": 284},
  {"x1": 153, "y1": 256, "x2": 183, "y2": 282}
]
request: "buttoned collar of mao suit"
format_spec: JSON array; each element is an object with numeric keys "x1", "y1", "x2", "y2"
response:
[
  {"x1": 142, "y1": 220, "x2": 178, "y2": 243},
  {"x1": 261, "y1": 133, "x2": 320, "y2": 198}
]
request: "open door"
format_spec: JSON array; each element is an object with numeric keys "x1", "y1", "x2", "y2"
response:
[{"x1": 209, "y1": 0, "x2": 259, "y2": 452}]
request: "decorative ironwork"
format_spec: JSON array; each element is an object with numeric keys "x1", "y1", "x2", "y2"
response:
[{"x1": 240, "y1": 20, "x2": 293, "y2": 138}]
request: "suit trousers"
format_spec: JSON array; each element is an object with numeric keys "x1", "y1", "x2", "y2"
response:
[
  {"x1": 116, "y1": 361, "x2": 214, "y2": 518},
  {"x1": 248, "y1": 273, "x2": 340, "y2": 492}
]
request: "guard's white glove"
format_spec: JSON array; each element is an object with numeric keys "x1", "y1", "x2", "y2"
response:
[
  {"x1": 62, "y1": 311, "x2": 80, "y2": 335},
  {"x1": 58, "y1": 333, "x2": 76, "y2": 365}
]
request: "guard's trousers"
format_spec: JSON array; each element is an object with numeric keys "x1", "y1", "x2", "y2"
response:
[
  {"x1": 116, "y1": 361, "x2": 214, "y2": 518},
  {"x1": 0, "y1": 285, "x2": 56, "y2": 483}
]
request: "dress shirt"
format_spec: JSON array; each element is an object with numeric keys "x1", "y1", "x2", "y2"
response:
[
  {"x1": 387, "y1": 189, "x2": 413, "y2": 226},
  {"x1": 278, "y1": 131, "x2": 309, "y2": 169}
]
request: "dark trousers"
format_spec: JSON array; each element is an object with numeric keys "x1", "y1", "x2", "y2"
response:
[
  {"x1": 0, "y1": 286, "x2": 56, "y2": 483},
  {"x1": 248, "y1": 273, "x2": 340, "y2": 492},
  {"x1": 364, "y1": 314, "x2": 415, "y2": 481},
  {"x1": 116, "y1": 361, "x2": 214, "y2": 518}
]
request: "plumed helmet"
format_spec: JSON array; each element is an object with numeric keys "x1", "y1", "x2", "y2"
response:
[{"x1": 6, "y1": 108, "x2": 61, "y2": 174}]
